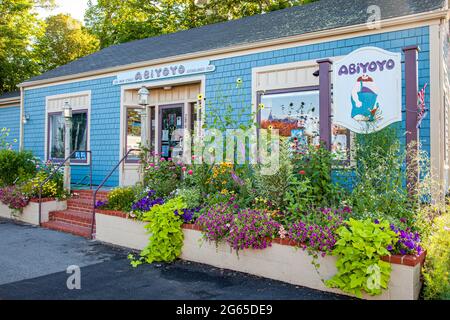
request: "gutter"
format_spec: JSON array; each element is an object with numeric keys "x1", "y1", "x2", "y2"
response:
[{"x1": 18, "y1": 8, "x2": 450, "y2": 89}]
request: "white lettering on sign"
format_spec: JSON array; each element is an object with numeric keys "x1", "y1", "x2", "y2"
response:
[{"x1": 113, "y1": 61, "x2": 215, "y2": 85}]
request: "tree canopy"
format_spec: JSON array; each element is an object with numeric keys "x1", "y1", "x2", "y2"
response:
[
  {"x1": 85, "y1": 0, "x2": 316, "y2": 48},
  {"x1": 35, "y1": 14, "x2": 99, "y2": 71},
  {"x1": 0, "y1": 0, "x2": 317, "y2": 95}
]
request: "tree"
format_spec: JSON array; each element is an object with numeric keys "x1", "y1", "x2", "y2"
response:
[
  {"x1": 35, "y1": 14, "x2": 100, "y2": 72},
  {"x1": 84, "y1": 0, "x2": 162, "y2": 49},
  {"x1": 0, "y1": 0, "x2": 54, "y2": 94},
  {"x1": 85, "y1": 0, "x2": 318, "y2": 49}
]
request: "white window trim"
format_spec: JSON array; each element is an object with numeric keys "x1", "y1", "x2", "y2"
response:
[
  {"x1": 119, "y1": 76, "x2": 205, "y2": 185},
  {"x1": 44, "y1": 90, "x2": 91, "y2": 166}
]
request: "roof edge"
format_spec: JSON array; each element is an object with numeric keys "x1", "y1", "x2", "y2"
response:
[
  {"x1": 0, "y1": 97, "x2": 21, "y2": 106},
  {"x1": 19, "y1": 8, "x2": 449, "y2": 89}
]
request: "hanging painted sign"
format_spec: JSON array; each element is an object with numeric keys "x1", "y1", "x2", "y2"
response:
[
  {"x1": 113, "y1": 60, "x2": 216, "y2": 85},
  {"x1": 333, "y1": 47, "x2": 402, "y2": 134}
]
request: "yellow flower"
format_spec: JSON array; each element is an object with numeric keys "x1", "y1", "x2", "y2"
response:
[
  {"x1": 197, "y1": 94, "x2": 204, "y2": 101},
  {"x1": 258, "y1": 103, "x2": 265, "y2": 110}
]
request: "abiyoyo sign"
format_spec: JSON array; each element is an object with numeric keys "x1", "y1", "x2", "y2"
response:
[
  {"x1": 333, "y1": 47, "x2": 402, "y2": 134},
  {"x1": 113, "y1": 60, "x2": 216, "y2": 85}
]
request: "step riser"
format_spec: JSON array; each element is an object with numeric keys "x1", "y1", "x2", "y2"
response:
[
  {"x1": 49, "y1": 212, "x2": 93, "y2": 226},
  {"x1": 42, "y1": 223, "x2": 92, "y2": 238},
  {"x1": 51, "y1": 217, "x2": 92, "y2": 228},
  {"x1": 66, "y1": 205, "x2": 94, "y2": 213}
]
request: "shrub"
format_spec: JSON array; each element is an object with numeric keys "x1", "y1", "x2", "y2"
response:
[
  {"x1": 131, "y1": 197, "x2": 186, "y2": 266},
  {"x1": 0, "y1": 186, "x2": 29, "y2": 212},
  {"x1": 326, "y1": 218, "x2": 398, "y2": 298},
  {"x1": 174, "y1": 187, "x2": 202, "y2": 209},
  {"x1": 254, "y1": 139, "x2": 293, "y2": 211},
  {"x1": 21, "y1": 170, "x2": 66, "y2": 200},
  {"x1": 0, "y1": 149, "x2": 37, "y2": 187},
  {"x1": 349, "y1": 127, "x2": 413, "y2": 224},
  {"x1": 292, "y1": 144, "x2": 345, "y2": 208},
  {"x1": 142, "y1": 157, "x2": 182, "y2": 197},
  {"x1": 107, "y1": 186, "x2": 137, "y2": 212},
  {"x1": 423, "y1": 213, "x2": 450, "y2": 300}
]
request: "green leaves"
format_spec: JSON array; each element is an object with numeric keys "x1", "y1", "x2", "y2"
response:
[
  {"x1": 325, "y1": 218, "x2": 398, "y2": 297},
  {"x1": 133, "y1": 197, "x2": 186, "y2": 266}
]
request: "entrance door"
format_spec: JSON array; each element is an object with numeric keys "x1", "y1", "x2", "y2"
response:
[{"x1": 159, "y1": 104, "x2": 184, "y2": 159}]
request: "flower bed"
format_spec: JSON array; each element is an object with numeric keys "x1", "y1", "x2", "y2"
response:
[
  {"x1": 0, "y1": 198, "x2": 67, "y2": 225},
  {"x1": 93, "y1": 210, "x2": 424, "y2": 300},
  {"x1": 182, "y1": 224, "x2": 424, "y2": 300}
]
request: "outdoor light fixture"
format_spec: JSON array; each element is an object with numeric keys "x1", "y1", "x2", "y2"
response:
[
  {"x1": 63, "y1": 100, "x2": 72, "y2": 119},
  {"x1": 138, "y1": 86, "x2": 150, "y2": 106},
  {"x1": 22, "y1": 113, "x2": 30, "y2": 124}
]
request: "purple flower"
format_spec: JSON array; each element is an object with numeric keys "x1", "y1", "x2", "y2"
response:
[
  {"x1": 374, "y1": 219, "x2": 380, "y2": 224},
  {"x1": 387, "y1": 245, "x2": 393, "y2": 251}
]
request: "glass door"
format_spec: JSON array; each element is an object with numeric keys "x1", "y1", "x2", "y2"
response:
[{"x1": 159, "y1": 104, "x2": 184, "y2": 159}]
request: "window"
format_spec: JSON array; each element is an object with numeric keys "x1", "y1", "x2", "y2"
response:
[
  {"x1": 258, "y1": 88, "x2": 353, "y2": 164},
  {"x1": 126, "y1": 108, "x2": 142, "y2": 162},
  {"x1": 48, "y1": 111, "x2": 88, "y2": 162},
  {"x1": 259, "y1": 89, "x2": 321, "y2": 153}
]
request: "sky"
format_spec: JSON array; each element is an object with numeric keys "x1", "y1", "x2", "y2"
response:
[{"x1": 37, "y1": 0, "x2": 95, "y2": 23}]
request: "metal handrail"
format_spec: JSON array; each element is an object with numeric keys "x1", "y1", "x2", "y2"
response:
[
  {"x1": 38, "y1": 150, "x2": 92, "y2": 225},
  {"x1": 90, "y1": 149, "x2": 140, "y2": 239}
]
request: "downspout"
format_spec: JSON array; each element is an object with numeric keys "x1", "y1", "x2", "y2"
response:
[{"x1": 19, "y1": 87, "x2": 24, "y2": 151}]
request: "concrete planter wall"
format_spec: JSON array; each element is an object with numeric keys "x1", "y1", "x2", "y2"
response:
[
  {"x1": 0, "y1": 199, "x2": 66, "y2": 225},
  {"x1": 95, "y1": 211, "x2": 149, "y2": 250},
  {"x1": 181, "y1": 226, "x2": 425, "y2": 300},
  {"x1": 93, "y1": 212, "x2": 425, "y2": 300}
]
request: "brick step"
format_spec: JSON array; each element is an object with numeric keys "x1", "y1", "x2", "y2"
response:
[
  {"x1": 67, "y1": 198, "x2": 95, "y2": 213},
  {"x1": 73, "y1": 190, "x2": 109, "y2": 198},
  {"x1": 50, "y1": 210, "x2": 93, "y2": 227},
  {"x1": 42, "y1": 220, "x2": 93, "y2": 238}
]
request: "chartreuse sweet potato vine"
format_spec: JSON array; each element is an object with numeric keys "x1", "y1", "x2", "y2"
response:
[
  {"x1": 129, "y1": 197, "x2": 186, "y2": 267},
  {"x1": 325, "y1": 219, "x2": 398, "y2": 298}
]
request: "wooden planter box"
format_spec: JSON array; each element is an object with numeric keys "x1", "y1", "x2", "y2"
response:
[
  {"x1": 0, "y1": 199, "x2": 67, "y2": 225},
  {"x1": 93, "y1": 212, "x2": 425, "y2": 300}
]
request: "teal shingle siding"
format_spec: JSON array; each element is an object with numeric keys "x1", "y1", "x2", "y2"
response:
[
  {"x1": 0, "y1": 106, "x2": 20, "y2": 150},
  {"x1": 23, "y1": 26, "x2": 431, "y2": 187},
  {"x1": 24, "y1": 77, "x2": 121, "y2": 186}
]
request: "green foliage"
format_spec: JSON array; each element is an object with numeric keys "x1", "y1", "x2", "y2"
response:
[
  {"x1": 175, "y1": 187, "x2": 202, "y2": 209},
  {"x1": 255, "y1": 139, "x2": 292, "y2": 210},
  {"x1": 0, "y1": 149, "x2": 37, "y2": 187},
  {"x1": 107, "y1": 186, "x2": 136, "y2": 212},
  {"x1": 349, "y1": 127, "x2": 413, "y2": 224},
  {"x1": 293, "y1": 144, "x2": 345, "y2": 208},
  {"x1": 35, "y1": 14, "x2": 99, "y2": 71},
  {"x1": 86, "y1": 0, "x2": 316, "y2": 49},
  {"x1": 326, "y1": 219, "x2": 398, "y2": 298},
  {"x1": 283, "y1": 175, "x2": 313, "y2": 224},
  {"x1": 0, "y1": 127, "x2": 16, "y2": 149},
  {"x1": 131, "y1": 197, "x2": 186, "y2": 266},
  {"x1": 142, "y1": 156, "x2": 181, "y2": 198},
  {"x1": 0, "y1": 0, "x2": 55, "y2": 93},
  {"x1": 423, "y1": 213, "x2": 450, "y2": 300},
  {"x1": 21, "y1": 161, "x2": 69, "y2": 200}
]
